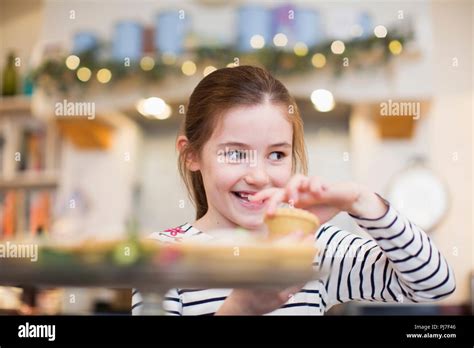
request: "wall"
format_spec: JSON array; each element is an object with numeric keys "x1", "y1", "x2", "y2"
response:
[
  {"x1": 0, "y1": 0, "x2": 44, "y2": 75},
  {"x1": 349, "y1": 1, "x2": 473, "y2": 305},
  {"x1": 428, "y1": 0, "x2": 472, "y2": 305}
]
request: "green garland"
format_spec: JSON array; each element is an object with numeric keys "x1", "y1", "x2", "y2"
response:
[{"x1": 32, "y1": 28, "x2": 413, "y2": 94}]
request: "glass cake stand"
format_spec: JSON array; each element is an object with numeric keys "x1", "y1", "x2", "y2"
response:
[{"x1": 0, "y1": 259, "x2": 325, "y2": 315}]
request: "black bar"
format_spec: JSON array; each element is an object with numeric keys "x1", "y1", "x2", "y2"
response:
[{"x1": 0, "y1": 315, "x2": 472, "y2": 346}]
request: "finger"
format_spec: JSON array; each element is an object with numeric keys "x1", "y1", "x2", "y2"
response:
[
  {"x1": 266, "y1": 189, "x2": 287, "y2": 215},
  {"x1": 265, "y1": 189, "x2": 287, "y2": 216},
  {"x1": 286, "y1": 174, "x2": 305, "y2": 202},
  {"x1": 285, "y1": 174, "x2": 307, "y2": 203},
  {"x1": 309, "y1": 176, "x2": 325, "y2": 198},
  {"x1": 248, "y1": 187, "x2": 279, "y2": 202},
  {"x1": 300, "y1": 177, "x2": 310, "y2": 191}
]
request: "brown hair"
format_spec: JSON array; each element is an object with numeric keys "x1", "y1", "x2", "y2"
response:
[{"x1": 178, "y1": 65, "x2": 308, "y2": 220}]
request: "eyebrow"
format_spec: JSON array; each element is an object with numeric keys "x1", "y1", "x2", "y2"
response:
[{"x1": 217, "y1": 142, "x2": 292, "y2": 148}]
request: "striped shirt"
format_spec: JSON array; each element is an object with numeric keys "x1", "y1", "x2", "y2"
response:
[{"x1": 132, "y1": 201, "x2": 456, "y2": 315}]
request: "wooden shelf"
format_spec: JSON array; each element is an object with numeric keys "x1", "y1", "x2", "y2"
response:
[
  {"x1": 0, "y1": 173, "x2": 58, "y2": 190},
  {"x1": 0, "y1": 96, "x2": 32, "y2": 115},
  {"x1": 56, "y1": 118, "x2": 114, "y2": 150}
]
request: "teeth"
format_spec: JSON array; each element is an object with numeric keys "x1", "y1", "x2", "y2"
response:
[
  {"x1": 235, "y1": 192, "x2": 255, "y2": 199},
  {"x1": 233, "y1": 192, "x2": 263, "y2": 204}
]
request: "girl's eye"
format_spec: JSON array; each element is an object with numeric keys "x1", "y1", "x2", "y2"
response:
[
  {"x1": 269, "y1": 151, "x2": 285, "y2": 161},
  {"x1": 226, "y1": 150, "x2": 246, "y2": 161}
]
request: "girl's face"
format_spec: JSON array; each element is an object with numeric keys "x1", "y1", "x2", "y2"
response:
[{"x1": 196, "y1": 102, "x2": 293, "y2": 231}]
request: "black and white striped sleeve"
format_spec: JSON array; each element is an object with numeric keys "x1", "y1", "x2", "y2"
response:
[
  {"x1": 131, "y1": 288, "x2": 143, "y2": 315},
  {"x1": 162, "y1": 288, "x2": 183, "y2": 315},
  {"x1": 316, "y1": 198, "x2": 456, "y2": 311}
]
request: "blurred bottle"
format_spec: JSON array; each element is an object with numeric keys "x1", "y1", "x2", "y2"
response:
[
  {"x1": 22, "y1": 72, "x2": 34, "y2": 96},
  {"x1": 2, "y1": 52, "x2": 18, "y2": 96}
]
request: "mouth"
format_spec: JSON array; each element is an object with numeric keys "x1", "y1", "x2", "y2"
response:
[
  {"x1": 231, "y1": 191, "x2": 265, "y2": 209},
  {"x1": 231, "y1": 191, "x2": 258, "y2": 201}
]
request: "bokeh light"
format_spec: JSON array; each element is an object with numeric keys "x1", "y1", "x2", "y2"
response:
[
  {"x1": 374, "y1": 25, "x2": 388, "y2": 38},
  {"x1": 311, "y1": 89, "x2": 335, "y2": 112},
  {"x1": 181, "y1": 60, "x2": 197, "y2": 76},
  {"x1": 76, "y1": 67, "x2": 92, "y2": 82},
  {"x1": 96, "y1": 68, "x2": 112, "y2": 83},
  {"x1": 140, "y1": 56, "x2": 155, "y2": 71},
  {"x1": 311, "y1": 53, "x2": 326, "y2": 68},
  {"x1": 273, "y1": 33, "x2": 288, "y2": 47},
  {"x1": 65, "y1": 55, "x2": 80, "y2": 70},
  {"x1": 250, "y1": 35, "x2": 265, "y2": 49},
  {"x1": 331, "y1": 40, "x2": 345, "y2": 55},
  {"x1": 389, "y1": 40, "x2": 403, "y2": 55},
  {"x1": 293, "y1": 42, "x2": 308, "y2": 56}
]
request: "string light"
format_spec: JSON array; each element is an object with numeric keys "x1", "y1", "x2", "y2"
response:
[
  {"x1": 389, "y1": 40, "x2": 403, "y2": 55},
  {"x1": 311, "y1": 53, "x2": 326, "y2": 68},
  {"x1": 181, "y1": 60, "x2": 197, "y2": 76},
  {"x1": 331, "y1": 40, "x2": 345, "y2": 55},
  {"x1": 250, "y1": 35, "x2": 265, "y2": 49},
  {"x1": 273, "y1": 33, "x2": 288, "y2": 47},
  {"x1": 96, "y1": 68, "x2": 112, "y2": 83},
  {"x1": 374, "y1": 25, "x2": 388, "y2": 38},
  {"x1": 76, "y1": 67, "x2": 91, "y2": 82},
  {"x1": 293, "y1": 42, "x2": 308, "y2": 56},
  {"x1": 65, "y1": 55, "x2": 80, "y2": 70},
  {"x1": 140, "y1": 56, "x2": 155, "y2": 71}
]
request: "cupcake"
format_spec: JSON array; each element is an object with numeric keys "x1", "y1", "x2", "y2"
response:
[{"x1": 264, "y1": 208, "x2": 320, "y2": 239}]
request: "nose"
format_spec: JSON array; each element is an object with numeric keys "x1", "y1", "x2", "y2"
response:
[{"x1": 244, "y1": 163, "x2": 270, "y2": 187}]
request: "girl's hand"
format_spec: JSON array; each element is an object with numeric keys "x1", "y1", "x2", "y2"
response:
[
  {"x1": 250, "y1": 175, "x2": 388, "y2": 224},
  {"x1": 215, "y1": 231, "x2": 312, "y2": 315}
]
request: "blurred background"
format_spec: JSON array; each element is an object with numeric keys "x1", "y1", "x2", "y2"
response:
[{"x1": 0, "y1": 0, "x2": 472, "y2": 315}]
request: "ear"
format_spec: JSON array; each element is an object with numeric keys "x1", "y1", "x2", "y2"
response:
[{"x1": 176, "y1": 135, "x2": 200, "y2": 172}]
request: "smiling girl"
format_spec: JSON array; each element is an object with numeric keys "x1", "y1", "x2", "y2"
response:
[{"x1": 132, "y1": 65, "x2": 455, "y2": 315}]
